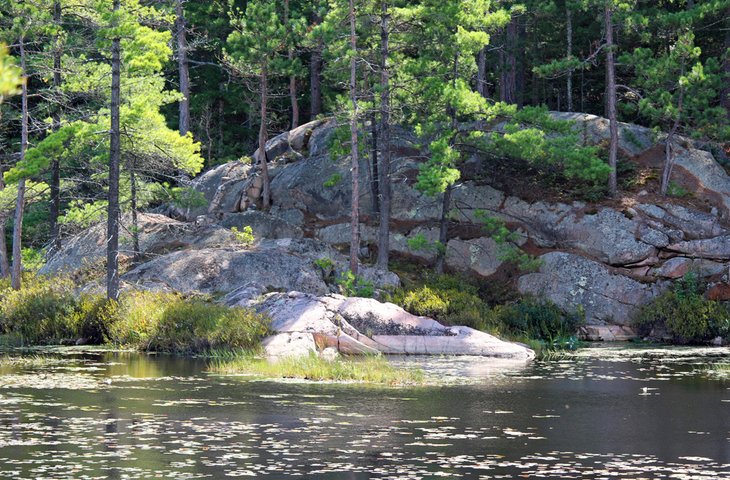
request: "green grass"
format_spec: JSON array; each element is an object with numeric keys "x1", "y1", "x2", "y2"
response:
[
  {"x1": 709, "y1": 363, "x2": 730, "y2": 375},
  {"x1": 209, "y1": 352, "x2": 425, "y2": 386}
]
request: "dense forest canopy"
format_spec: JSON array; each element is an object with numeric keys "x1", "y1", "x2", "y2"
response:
[{"x1": 0, "y1": 0, "x2": 727, "y2": 296}]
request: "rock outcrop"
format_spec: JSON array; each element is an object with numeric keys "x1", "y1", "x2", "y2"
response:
[
  {"x1": 517, "y1": 252, "x2": 663, "y2": 325},
  {"x1": 250, "y1": 292, "x2": 535, "y2": 360},
  {"x1": 45, "y1": 113, "x2": 730, "y2": 341},
  {"x1": 120, "y1": 237, "x2": 399, "y2": 302}
]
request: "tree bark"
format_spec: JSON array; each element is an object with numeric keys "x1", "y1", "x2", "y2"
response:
[
  {"x1": 477, "y1": 47, "x2": 488, "y2": 98},
  {"x1": 175, "y1": 0, "x2": 190, "y2": 136},
  {"x1": 661, "y1": 68, "x2": 685, "y2": 196},
  {"x1": 376, "y1": 0, "x2": 391, "y2": 270},
  {"x1": 0, "y1": 213, "x2": 8, "y2": 278},
  {"x1": 369, "y1": 109, "x2": 379, "y2": 215},
  {"x1": 605, "y1": 3, "x2": 618, "y2": 197},
  {"x1": 285, "y1": 0, "x2": 299, "y2": 129},
  {"x1": 10, "y1": 38, "x2": 28, "y2": 291},
  {"x1": 129, "y1": 159, "x2": 140, "y2": 261},
  {"x1": 49, "y1": 0, "x2": 62, "y2": 255},
  {"x1": 348, "y1": 0, "x2": 360, "y2": 274},
  {"x1": 434, "y1": 186, "x2": 452, "y2": 274},
  {"x1": 566, "y1": 6, "x2": 573, "y2": 112},
  {"x1": 504, "y1": 20, "x2": 517, "y2": 104},
  {"x1": 107, "y1": 0, "x2": 121, "y2": 300},
  {"x1": 720, "y1": 15, "x2": 730, "y2": 121},
  {"x1": 309, "y1": 15, "x2": 323, "y2": 120},
  {"x1": 0, "y1": 170, "x2": 9, "y2": 278},
  {"x1": 258, "y1": 67, "x2": 271, "y2": 209}
]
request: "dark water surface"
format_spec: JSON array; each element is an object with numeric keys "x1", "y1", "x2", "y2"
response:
[{"x1": 0, "y1": 345, "x2": 728, "y2": 479}]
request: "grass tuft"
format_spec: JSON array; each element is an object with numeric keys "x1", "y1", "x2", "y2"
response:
[{"x1": 210, "y1": 352, "x2": 424, "y2": 386}]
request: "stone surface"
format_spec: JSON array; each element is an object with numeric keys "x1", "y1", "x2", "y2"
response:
[
  {"x1": 445, "y1": 237, "x2": 505, "y2": 278},
  {"x1": 535, "y1": 209, "x2": 656, "y2": 266},
  {"x1": 518, "y1": 252, "x2": 661, "y2": 325},
  {"x1": 635, "y1": 203, "x2": 724, "y2": 240},
  {"x1": 550, "y1": 112, "x2": 655, "y2": 156},
  {"x1": 666, "y1": 235, "x2": 730, "y2": 259},
  {"x1": 671, "y1": 146, "x2": 730, "y2": 219},
  {"x1": 121, "y1": 238, "x2": 396, "y2": 299},
  {"x1": 41, "y1": 213, "x2": 237, "y2": 275},
  {"x1": 579, "y1": 325, "x2": 638, "y2": 341},
  {"x1": 253, "y1": 292, "x2": 535, "y2": 359},
  {"x1": 219, "y1": 211, "x2": 303, "y2": 240},
  {"x1": 652, "y1": 257, "x2": 726, "y2": 279}
]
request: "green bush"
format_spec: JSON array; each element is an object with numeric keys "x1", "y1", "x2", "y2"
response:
[
  {"x1": 387, "y1": 274, "x2": 493, "y2": 331},
  {"x1": 634, "y1": 275, "x2": 730, "y2": 344},
  {"x1": 0, "y1": 275, "x2": 272, "y2": 352},
  {"x1": 107, "y1": 290, "x2": 271, "y2": 354},
  {"x1": 492, "y1": 297, "x2": 584, "y2": 348},
  {"x1": 0, "y1": 276, "x2": 80, "y2": 344},
  {"x1": 336, "y1": 271, "x2": 375, "y2": 298}
]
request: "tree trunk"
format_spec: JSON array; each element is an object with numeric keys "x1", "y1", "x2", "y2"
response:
[
  {"x1": 723, "y1": 10, "x2": 729, "y2": 120},
  {"x1": 0, "y1": 170, "x2": 9, "y2": 278},
  {"x1": 516, "y1": 21, "x2": 526, "y2": 107},
  {"x1": 434, "y1": 186, "x2": 452, "y2": 274},
  {"x1": 348, "y1": 0, "x2": 360, "y2": 274},
  {"x1": 499, "y1": 47, "x2": 506, "y2": 102},
  {"x1": 176, "y1": 0, "x2": 190, "y2": 136},
  {"x1": 369, "y1": 109, "x2": 379, "y2": 215},
  {"x1": 661, "y1": 72, "x2": 685, "y2": 196},
  {"x1": 605, "y1": 3, "x2": 618, "y2": 197},
  {"x1": 258, "y1": 67, "x2": 271, "y2": 209},
  {"x1": 566, "y1": 6, "x2": 573, "y2": 112},
  {"x1": 49, "y1": 0, "x2": 62, "y2": 255},
  {"x1": 310, "y1": 29, "x2": 323, "y2": 119},
  {"x1": 376, "y1": 0, "x2": 391, "y2": 271},
  {"x1": 285, "y1": 0, "x2": 299, "y2": 129},
  {"x1": 477, "y1": 47, "x2": 488, "y2": 98},
  {"x1": 10, "y1": 38, "x2": 28, "y2": 291},
  {"x1": 130, "y1": 159, "x2": 140, "y2": 261},
  {"x1": 107, "y1": 0, "x2": 121, "y2": 300},
  {"x1": 0, "y1": 213, "x2": 8, "y2": 278},
  {"x1": 505, "y1": 20, "x2": 517, "y2": 104}
]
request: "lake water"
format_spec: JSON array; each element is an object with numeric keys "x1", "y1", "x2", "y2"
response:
[{"x1": 0, "y1": 345, "x2": 728, "y2": 479}]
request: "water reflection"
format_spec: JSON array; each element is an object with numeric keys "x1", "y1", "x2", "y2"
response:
[{"x1": 0, "y1": 346, "x2": 727, "y2": 478}]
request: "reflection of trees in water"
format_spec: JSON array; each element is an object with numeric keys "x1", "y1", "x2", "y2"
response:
[{"x1": 102, "y1": 388, "x2": 120, "y2": 480}]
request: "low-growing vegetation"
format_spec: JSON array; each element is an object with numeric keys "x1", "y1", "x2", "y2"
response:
[
  {"x1": 386, "y1": 271, "x2": 584, "y2": 353},
  {"x1": 634, "y1": 274, "x2": 730, "y2": 344},
  {"x1": 0, "y1": 274, "x2": 271, "y2": 353},
  {"x1": 210, "y1": 352, "x2": 424, "y2": 386}
]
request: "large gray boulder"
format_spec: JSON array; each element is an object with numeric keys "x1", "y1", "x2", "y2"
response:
[
  {"x1": 187, "y1": 161, "x2": 251, "y2": 219},
  {"x1": 41, "y1": 213, "x2": 238, "y2": 275},
  {"x1": 670, "y1": 146, "x2": 730, "y2": 219},
  {"x1": 121, "y1": 238, "x2": 399, "y2": 299},
  {"x1": 666, "y1": 235, "x2": 730, "y2": 260},
  {"x1": 518, "y1": 252, "x2": 662, "y2": 325},
  {"x1": 550, "y1": 112, "x2": 656, "y2": 156},
  {"x1": 253, "y1": 292, "x2": 535, "y2": 359},
  {"x1": 445, "y1": 237, "x2": 506, "y2": 277}
]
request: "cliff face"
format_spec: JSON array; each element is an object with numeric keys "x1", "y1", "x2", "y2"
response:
[{"x1": 44, "y1": 114, "x2": 730, "y2": 339}]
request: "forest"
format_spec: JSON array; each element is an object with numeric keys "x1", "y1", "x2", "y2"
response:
[{"x1": 0, "y1": 0, "x2": 728, "y2": 301}]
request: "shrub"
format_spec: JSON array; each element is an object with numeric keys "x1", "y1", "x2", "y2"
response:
[
  {"x1": 0, "y1": 276, "x2": 79, "y2": 344},
  {"x1": 387, "y1": 274, "x2": 493, "y2": 331},
  {"x1": 492, "y1": 297, "x2": 584, "y2": 348},
  {"x1": 231, "y1": 226, "x2": 255, "y2": 246},
  {"x1": 336, "y1": 271, "x2": 375, "y2": 298},
  {"x1": 107, "y1": 290, "x2": 271, "y2": 354},
  {"x1": 634, "y1": 275, "x2": 730, "y2": 344}
]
